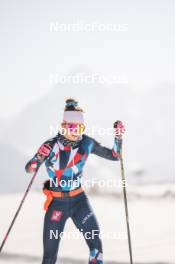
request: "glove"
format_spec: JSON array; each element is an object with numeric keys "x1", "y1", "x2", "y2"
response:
[
  {"x1": 25, "y1": 143, "x2": 52, "y2": 173},
  {"x1": 113, "y1": 120, "x2": 126, "y2": 138},
  {"x1": 35, "y1": 143, "x2": 52, "y2": 161},
  {"x1": 113, "y1": 121, "x2": 125, "y2": 156},
  {"x1": 114, "y1": 137, "x2": 122, "y2": 153},
  {"x1": 31, "y1": 144, "x2": 52, "y2": 171}
]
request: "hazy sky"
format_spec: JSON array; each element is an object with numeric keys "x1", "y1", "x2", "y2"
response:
[{"x1": 0, "y1": 0, "x2": 175, "y2": 118}]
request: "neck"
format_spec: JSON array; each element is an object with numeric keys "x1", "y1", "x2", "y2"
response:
[{"x1": 57, "y1": 132, "x2": 82, "y2": 147}]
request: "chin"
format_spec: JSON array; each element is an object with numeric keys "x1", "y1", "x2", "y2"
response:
[{"x1": 70, "y1": 135, "x2": 79, "y2": 141}]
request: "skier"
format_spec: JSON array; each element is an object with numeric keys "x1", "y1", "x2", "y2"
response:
[{"x1": 25, "y1": 98, "x2": 125, "y2": 264}]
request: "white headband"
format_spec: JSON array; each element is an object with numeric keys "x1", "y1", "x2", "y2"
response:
[{"x1": 63, "y1": 111, "x2": 84, "y2": 123}]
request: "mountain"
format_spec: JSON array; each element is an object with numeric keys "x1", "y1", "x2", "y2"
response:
[
  {"x1": 0, "y1": 142, "x2": 28, "y2": 193},
  {"x1": 0, "y1": 70, "x2": 175, "y2": 184}
]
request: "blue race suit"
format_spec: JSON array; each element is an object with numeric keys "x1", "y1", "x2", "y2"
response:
[{"x1": 25, "y1": 132, "x2": 122, "y2": 264}]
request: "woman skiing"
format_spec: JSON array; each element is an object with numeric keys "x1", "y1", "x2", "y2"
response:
[{"x1": 25, "y1": 98, "x2": 125, "y2": 264}]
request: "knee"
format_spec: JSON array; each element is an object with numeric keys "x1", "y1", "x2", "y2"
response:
[
  {"x1": 42, "y1": 252, "x2": 57, "y2": 264},
  {"x1": 88, "y1": 230, "x2": 103, "y2": 252},
  {"x1": 89, "y1": 248, "x2": 103, "y2": 264},
  {"x1": 42, "y1": 244, "x2": 58, "y2": 264}
]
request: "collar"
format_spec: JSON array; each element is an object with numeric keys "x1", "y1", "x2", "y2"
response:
[{"x1": 57, "y1": 132, "x2": 82, "y2": 148}]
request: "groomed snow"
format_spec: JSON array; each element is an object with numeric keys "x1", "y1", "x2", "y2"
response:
[{"x1": 0, "y1": 189, "x2": 175, "y2": 263}]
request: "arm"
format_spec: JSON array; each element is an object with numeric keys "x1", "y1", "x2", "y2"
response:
[
  {"x1": 91, "y1": 120, "x2": 125, "y2": 161},
  {"x1": 25, "y1": 138, "x2": 56, "y2": 173},
  {"x1": 25, "y1": 153, "x2": 45, "y2": 173},
  {"x1": 91, "y1": 137, "x2": 122, "y2": 161}
]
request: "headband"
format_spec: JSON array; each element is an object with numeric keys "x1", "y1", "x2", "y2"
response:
[{"x1": 63, "y1": 111, "x2": 84, "y2": 123}]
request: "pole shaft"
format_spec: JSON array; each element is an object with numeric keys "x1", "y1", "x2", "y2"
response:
[
  {"x1": 120, "y1": 150, "x2": 133, "y2": 264},
  {"x1": 0, "y1": 169, "x2": 38, "y2": 253}
]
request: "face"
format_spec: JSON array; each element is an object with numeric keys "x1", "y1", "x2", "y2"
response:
[{"x1": 61, "y1": 122, "x2": 85, "y2": 141}]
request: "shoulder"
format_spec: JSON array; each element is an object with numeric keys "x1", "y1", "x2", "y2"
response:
[
  {"x1": 82, "y1": 134, "x2": 100, "y2": 145},
  {"x1": 82, "y1": 134, "x2": 94, "y2": 144},
  {"x1": 43, "y1": 135, "x2": 58, "y2": 147},
  {"x1": 81, "y1": 134, "x2": 99, "y2": 153}
]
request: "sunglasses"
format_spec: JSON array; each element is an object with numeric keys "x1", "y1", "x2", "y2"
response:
[{"x1": 65, "y1": 123, "x2": 85, "y2": 134}]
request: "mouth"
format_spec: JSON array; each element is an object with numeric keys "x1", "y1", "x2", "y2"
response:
[{"x1": 71, "y1": 134, "x2": 79, "y2": 139}]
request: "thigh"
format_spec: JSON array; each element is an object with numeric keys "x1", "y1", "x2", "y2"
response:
[
  {"x1": 71, "y1": 195, "x2": 102, "y2": 249},
  {"x1": 43, "y1": 199, "x2": 69, "y2": 255}
]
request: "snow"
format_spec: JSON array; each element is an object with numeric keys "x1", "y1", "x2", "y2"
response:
[{"x1": 0, "y1": 188, "x2": 175, "y2": 263}]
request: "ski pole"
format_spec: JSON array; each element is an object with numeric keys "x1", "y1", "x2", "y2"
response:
[
  {"x1": 119, "y1": 148, "x2": 134, "y2": 264},
  {"x1": 0, "y1": 168, "x2": 39, "y2": 253}
]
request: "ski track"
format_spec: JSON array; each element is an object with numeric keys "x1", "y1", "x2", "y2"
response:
[
  {"x1": 0, "y1": 253, "x2": 173, "y2": 264},
  {"x1": 0, "y1": 192, "x2": 175, "y2": 263}
]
